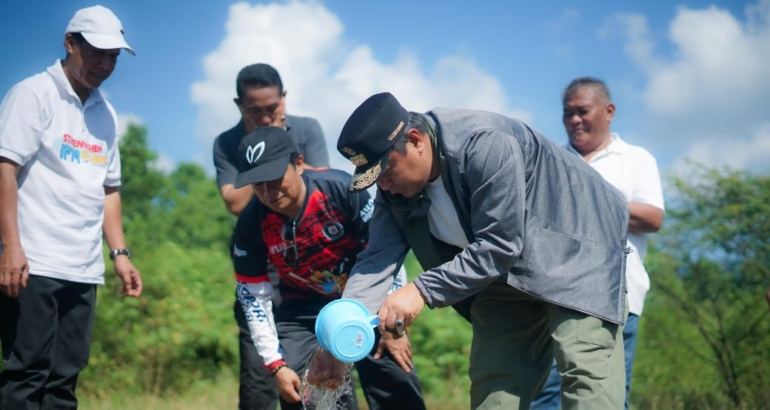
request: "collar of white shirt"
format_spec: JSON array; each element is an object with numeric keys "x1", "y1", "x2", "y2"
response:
[
  {"x1": 564, "y1": 133, "x2": 628, "y2": 162},
  {"x1": 46, "y1": 59, "x2": 105, "y2": 108}
]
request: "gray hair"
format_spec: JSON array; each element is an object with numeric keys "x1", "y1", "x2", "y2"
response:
[
  {"x1": 392, "y1": 112, "x2": 432, "y2": 154},
  {"x1": 562, "y1": 77, "x2": 612, "y2": 105}
]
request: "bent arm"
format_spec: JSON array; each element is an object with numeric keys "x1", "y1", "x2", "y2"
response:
[
  {"x1": 629, "y1": 150, "x2": 665, "y2": 234},
  {"x1": 219, "y1": 184, "x2": 254, "y2": 216},
  {"x1": 628, "y1": 202, "x2": 663, "y2": 233},
  {"x1": 414, "y1": 129, "x2": 526, "y2": 308},
  {"x1": 214, "y1": 135, "x2": 254, "y2": 215}
]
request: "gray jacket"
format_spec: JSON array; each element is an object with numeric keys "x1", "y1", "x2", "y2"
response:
[{"x1": 342, "y1": 108, "x2": 629, "y2": 324}]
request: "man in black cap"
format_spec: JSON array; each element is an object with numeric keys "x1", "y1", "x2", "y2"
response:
[
  {"x1": 230, "y1": 126, "x2": 425, "y2": 410},
  {"x1": 212, "y1": 63, "x2": 330, "y2": 410},
  {"x1": 335, "y1": 92, "x2": 631, "y2": 409}
]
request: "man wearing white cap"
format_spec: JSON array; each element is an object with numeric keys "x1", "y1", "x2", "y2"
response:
[{"x1": 0, "y1": 5, "x2": 141, "y2": 409}]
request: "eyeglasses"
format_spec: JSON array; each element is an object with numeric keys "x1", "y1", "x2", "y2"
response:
[{"x1": 281, "y1": 220, "x2": 299, "y2": 268}]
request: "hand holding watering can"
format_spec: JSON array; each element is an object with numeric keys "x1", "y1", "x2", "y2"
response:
[
  {"x1": 315, "y1": 298, "x2": 410, "y2": 362},
  {"x1": 314, "y1": 299, "x2": 384, "y2": 363}
]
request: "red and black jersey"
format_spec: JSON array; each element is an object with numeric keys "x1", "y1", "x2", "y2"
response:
[{"x1": 232, "y1": 169, "x2": 374, "y2": 301}]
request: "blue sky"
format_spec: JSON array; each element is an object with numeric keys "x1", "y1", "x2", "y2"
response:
[{"x1": 2, "y1": 0, "x2": 768, "y2": 178}]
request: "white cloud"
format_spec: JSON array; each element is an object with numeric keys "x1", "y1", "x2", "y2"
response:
[
  {"x1": 151, "y1": 153, "x2": 177, "y2": 174},
  {"x1": 191, "y1": 0, "x2": 529, "y2": 172},
  {"x1": 671, "y1": 122, "x2": 770, "y2": 175},
  {"x1": 604, "y1": 1, "x2": 770, "y2": 172},
  {"x1": 116, "y1": 113, "x2": 143, "y2": 139},
  {"x1": 116, "y1": 113, "x2": 177, "y2": 173},
  {"x1": 598, "y1": 13, "x2": 660, "y2": 72}
]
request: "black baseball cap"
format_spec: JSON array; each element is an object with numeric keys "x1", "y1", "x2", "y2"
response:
[
  {"x1": 337, "y1": 92, "x2": 409, "y2": 192},
  {"x1": 234, "y1": 126, "x2": 298, "y2": 188}
]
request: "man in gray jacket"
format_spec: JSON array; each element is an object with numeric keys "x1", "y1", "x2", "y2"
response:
[{"x1": 334, "y1": 92, "x2": 630, "y2": 409}]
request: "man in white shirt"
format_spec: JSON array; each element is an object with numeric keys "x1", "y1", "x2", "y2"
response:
[
  {"x1": 0, "y1": 6, "x2": 142, "y2": 409},
  {"x1": 532, "y1": 77, "x2": 665, "y2": 410}
]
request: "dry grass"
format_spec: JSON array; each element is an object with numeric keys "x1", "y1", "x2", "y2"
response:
[
  {"x1": 79, "y1": 371, "x2": 469, "y2": 410},
  {"x1": 79, "y1": 373, "x2": 239, "y2": 410}
]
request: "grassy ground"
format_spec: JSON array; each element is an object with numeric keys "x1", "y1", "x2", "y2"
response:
[
  {"x1": 79, "y1": 372, "x2": 239, "y2": 410},
  {"x1": 79, "y1": 371, "x2": 469, "y2": 410}
]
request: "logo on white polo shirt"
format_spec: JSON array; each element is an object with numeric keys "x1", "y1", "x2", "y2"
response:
[{"x1": 59, "y1": 134, "x2": 107, "y2": 165}]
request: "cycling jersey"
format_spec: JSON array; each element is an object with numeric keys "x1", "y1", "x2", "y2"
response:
[{"x1": 232, "y1": 168, "x2": 374, "y2": 366}]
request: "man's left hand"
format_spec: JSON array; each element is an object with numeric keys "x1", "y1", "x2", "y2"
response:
[
  {"x1": 374, "y1": 329, "x2": 414, "y2": 372},
  {"x1": 378, "y1": 282, "x2": 425, "y2": 338},
  {"x1": 270, "y1": 97, "x2": 287, "y2": 129},
  {"x1": 114, "y1": 256, "x2": 142, "y2": 297}
]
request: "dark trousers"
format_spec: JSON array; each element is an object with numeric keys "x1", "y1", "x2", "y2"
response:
[
  {"x1": 0, "y1": 275, "x2": 97, "y2": 410},
  {"x1": 235, "y1": 300, "x2": 279, "y2": 410},
  {"x1": 275, "y1": 301, "x2": 426, "y2": 410}
]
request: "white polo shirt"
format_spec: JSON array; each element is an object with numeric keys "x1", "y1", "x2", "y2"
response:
[
  {"x1": 566, "y1": 134, "x2": 664, "y2": 316},
  {"x1": 0, "y1": 60, "x2": 122, "y2": 284}
]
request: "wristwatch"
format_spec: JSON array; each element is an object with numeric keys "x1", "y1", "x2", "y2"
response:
[{"x1": 109, "y1": 248, "x2": 131, "y2": 261}]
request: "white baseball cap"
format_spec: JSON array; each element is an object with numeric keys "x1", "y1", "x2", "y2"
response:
[{"x1": 65, "y1": 5, "x2": 135, "y2": 56}]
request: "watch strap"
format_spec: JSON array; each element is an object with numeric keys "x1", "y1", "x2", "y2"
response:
[{"x1": 109, "y1": 248, "x2": 131, "y2": 260}]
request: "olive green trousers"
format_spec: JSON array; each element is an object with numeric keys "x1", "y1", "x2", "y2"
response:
[{"x1": 469, "y1": 281, "x2": 627, "y2": 410}]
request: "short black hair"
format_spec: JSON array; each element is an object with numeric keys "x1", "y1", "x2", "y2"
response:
[
  {"x1": 236, "y1": 63, "x2": 284, "y2": 100},
  {"x1": 562, "y1": 77, "x2": 612, "y2": 105},
  {"x1": 69, "y1": 32, "x2": 87, "y2": 45},
  {"x1": 64, "y1": 32, "x2": 88, "y2": 61}
]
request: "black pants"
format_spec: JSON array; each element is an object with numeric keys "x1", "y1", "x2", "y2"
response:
[
  {"x1": 275, "y1": 301, "x2": 426, "y2": 410},
  {"x1": 0, "y1": 275, "x2": 96, "y2": 410}
]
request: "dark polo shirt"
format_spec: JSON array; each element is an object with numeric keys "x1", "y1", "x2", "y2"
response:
[{"x1": 213, "y1": 115, "x2": 330, "y2": 188}]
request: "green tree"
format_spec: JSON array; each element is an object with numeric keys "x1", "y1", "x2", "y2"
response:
[
  {"x1": 162, "y1": 163, "x2": 235, "y2": 250},
  {"x1": 82, "y1": 124, "x2": 241, "y2": 396},
  {"x1": 637, "y1": 165, "x2": 770, "y2": 408},
  {"x1": 117, "y1": 124, "x2": 167, "y2": 223},
  {"x1": 404, "y1": 254, "x2": 472, "y2": 401}
]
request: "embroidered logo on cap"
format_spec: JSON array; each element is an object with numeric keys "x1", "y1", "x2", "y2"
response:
[
  {"x1": 350, "y1": 162, "x2": 382, "y2": 190},
  {"x1": 246, "y1": 141, "x2": 265, "y2": 164},
  {"x1": 340, "y1": 147, "x2": 356, "y2": 156},
  {"x1": 349, "y1": 154, "x2": 368, "y2": 166}
]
